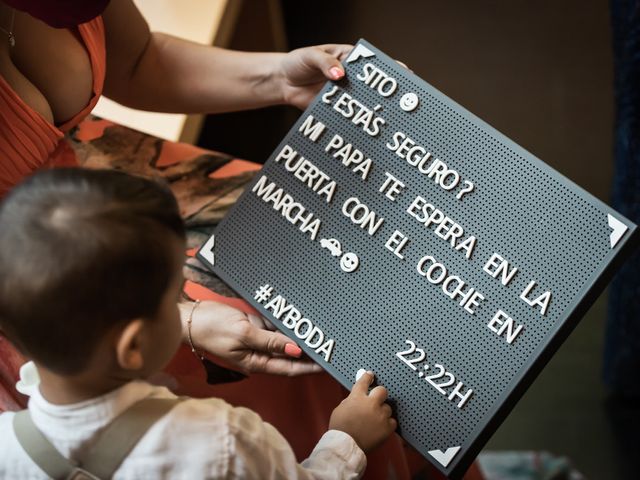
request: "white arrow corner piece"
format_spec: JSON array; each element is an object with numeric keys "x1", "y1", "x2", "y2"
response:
[
  {"x1": 607, "y1": 214, "x2": 628, "y2": 249},
  {"x1": 346, "y1": 44, "x2": 375, "y2": 63},
  {"x1": 199, "y1": 234, "x2": 215, "y2": 266},
  {"x1": 428, "y1": 446, "x2": 460, "y2": 468}
]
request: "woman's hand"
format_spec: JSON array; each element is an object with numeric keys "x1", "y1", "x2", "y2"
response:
[
  {"x1": 279, "y1": 44, "x2": 353, "y2": 109},
  {"x1": 179, "y1": 300, "x2": 322, "y2": 376}
]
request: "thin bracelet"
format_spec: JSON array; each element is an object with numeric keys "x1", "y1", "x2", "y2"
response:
[{"x1": 186, "y1": 300, "x2": 205, "y2": 361}]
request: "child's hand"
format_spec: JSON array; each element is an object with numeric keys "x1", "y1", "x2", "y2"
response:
[{"x1": 329, "y1": 371, "x2": 397, "y2": 452}]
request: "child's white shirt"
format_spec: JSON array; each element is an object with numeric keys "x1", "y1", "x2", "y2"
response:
[{"x1": 0, "y1": 379, "x2": 366, "y2": 479}]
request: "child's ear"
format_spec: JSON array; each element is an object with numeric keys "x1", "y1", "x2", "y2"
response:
[{"x1": 115, "y1": 319, "x2": 146, "y2": 371}]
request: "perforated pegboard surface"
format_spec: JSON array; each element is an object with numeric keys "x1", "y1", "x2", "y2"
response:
[{"x1": 197, "y1": 40, "x2": 638, "y2": 478}]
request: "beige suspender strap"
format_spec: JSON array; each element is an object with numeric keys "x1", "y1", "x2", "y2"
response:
[
  {"x1": 13, "y1": 410, "x2": 76, "y2": 479},
  {"x1": 80, "y1": 397, "x2": 183, "y2": 479},
  {"x1": 13, "y1": 397, "x2": 185, "y2": 480}
]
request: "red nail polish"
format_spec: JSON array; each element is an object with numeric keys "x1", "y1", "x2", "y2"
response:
[
  {"x1": 284, "y1": 343, "x2": 302, "y2": 358},
  {"x1": 330, "y1": 67, "x2": 344, "y2": 80}
]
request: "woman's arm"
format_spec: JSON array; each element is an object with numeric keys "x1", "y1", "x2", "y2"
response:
[{"x1": 102, "y1": 0, "x2": 351, "y2": 113}]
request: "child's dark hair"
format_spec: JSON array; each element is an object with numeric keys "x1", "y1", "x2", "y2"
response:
[{"x1": 0, "y1": 168, "x2": 185, "y2": 374}]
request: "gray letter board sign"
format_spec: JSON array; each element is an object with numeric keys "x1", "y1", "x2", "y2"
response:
[{"x1": 197, "y1": 40, "x2": 638, "y2": 478}]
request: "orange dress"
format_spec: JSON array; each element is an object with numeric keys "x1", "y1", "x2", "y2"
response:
[
  {"x1": 0, "y1": 17, "x2": 105, "y2": 197},
  {"x1": 0, "y1": 17, "x2": 483, "y2": 479}
]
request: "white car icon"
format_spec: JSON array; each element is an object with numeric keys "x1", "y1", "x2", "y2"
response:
[{"x1": 320, "y1": 238, "x2": 343, "y2": 257}]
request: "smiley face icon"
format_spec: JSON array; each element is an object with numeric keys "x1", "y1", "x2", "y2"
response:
[
  {"x1": 340, "y1": 252, "x2": 359, "y2": 273},
  {"x1": 399, "y1": 92, "x2": 419, "y2": 112}
]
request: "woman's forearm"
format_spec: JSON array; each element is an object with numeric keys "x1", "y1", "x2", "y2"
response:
[
  {"x1": 107, "y1": 32, "x2": 288, "y2": 114},
  {"x1": 102, "y1": 0, "x2": 349, "y2": 115}
]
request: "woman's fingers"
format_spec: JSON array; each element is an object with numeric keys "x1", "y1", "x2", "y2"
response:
[
  {"x1": 245, "y1": 325, "x2": 302, "y2": 357},
  {"x1": 251, "y1": 354, "x2": 323, "y2": 376},
  {"x1": 302, "y1": 46, "x2": 347, "y2": 81},
  {"x1": 241, "y1": 324, "x2": 324, "y2": 375},
  {"x1": 320, "y1": 43, "x2": 355, "y2": 62}
]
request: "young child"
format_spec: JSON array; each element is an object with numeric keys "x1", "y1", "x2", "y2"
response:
[{"x1": 0, "y1": 168, "x2": 396, "y2": 479}]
